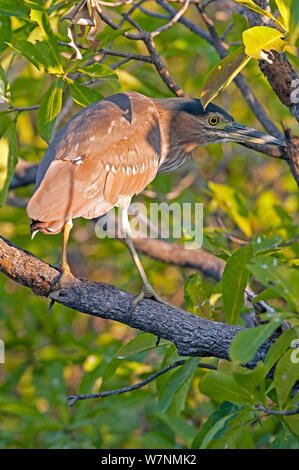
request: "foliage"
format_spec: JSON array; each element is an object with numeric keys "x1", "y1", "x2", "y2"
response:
[{"x1": 0, "y1": 0, "x2": 298, "y2": 450}]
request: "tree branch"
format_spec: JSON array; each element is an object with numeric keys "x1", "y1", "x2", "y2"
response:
[
  {"x1": 156, "y1": 0, "x2": 284, "y2": 139},
  {"x1": 67, "y1": 359, "x2": 217, "y2": 406},
  {"x1": 246, "y1": 0, "x2": 299, "y2": 124},
  {"x1": 0, "y1": 235, "x2": 275, "y2": 364}
]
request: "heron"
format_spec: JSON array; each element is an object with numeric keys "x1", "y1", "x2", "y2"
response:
[{"x1": 27, "y1": 91, "x2": 283, "y2": 307}]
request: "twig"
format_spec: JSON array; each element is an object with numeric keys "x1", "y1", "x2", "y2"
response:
[
  {"x1": 3, "y1": 105, "x2": 40, "y2": 113},
  {"x1": 216, "y1": 217, "x2": 247, "y2": 245},
  {"x1": 166, "y1": 172, "x2": 196, "y2": 200},
  {"x1": 67, "y1": 359, "x2": 216, "y2": 406},
  {"x1": 278, "y1": 233, "x2": 299, "y2": 248},
  {"x1": 151, "y1": 0, "x2": 190, "y2": 38},
  {"x1": 139, "y1": 5, "x2": 170, "y2": 19},
  {"x1": 282, "y1": 124, "x2": 299, "y2": 188},
  {"x1": 98, "y1": 48, "x2": 152, "y2": 62},
  {"x1": 257, "y1": 404, "x2": 299, "y2": 416}
]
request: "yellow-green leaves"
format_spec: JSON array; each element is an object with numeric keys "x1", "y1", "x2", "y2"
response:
[
  {"x1": 202, "y1": 1, "x2": 292, "y2": 106},
  {"x1": 0, "y1": 122, "x2": 17, "y2": 206},
  {"x1": 222, "y1": 244, "x2": 253, "y2": 324},
  {"x1": 201, "y1": 47, "x2": 251, "y2": 109},
  {"x1": 37, "y1": 78, "x2": 64, "y2": 143},
  {"x1": 68, "y1": 81, "x2": 103, "y2": 107},
  {"x1": 234, "y1": 0, "x2": 287, "y2": 32},
  {"x1": 208, "y1": 182, "x2": 252, "y2": 237},
  {"x1": 243, "y1": 26, "x2": 286, "y2": 61},
  {"x1": 76, "y1": 63, "x2": 118, "y2": 80},
  {"x1": 0, "y1": 0, "x2": 29, "y2": 18},
  {"x1": 234, "y1": 0, "x2": 277, "y2": 22},
  {"x1": 275, "y1": 0, "x2": 291, "y2": 31},
  {"x1": 289, "y1": 0, "x2": 299, "y2": 43},
  {"x1": 30, "y1": 8, "x2": 63, "y2": 75},
  {"x1": 8, "y1": 39, "x2": 58, "y2": 74}
]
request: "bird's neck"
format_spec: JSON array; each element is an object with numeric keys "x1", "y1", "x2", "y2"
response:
[{"x1": 155, "y1": 101, "x2": 199, "y2": 173}]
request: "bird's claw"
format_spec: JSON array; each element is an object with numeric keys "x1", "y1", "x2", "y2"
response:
[
  {"x1": 52, "y1": 263, "x2": 74, "y2": 286},
  {"x1": 131, "y1": 284, "x2": 172, "y2": 312}
]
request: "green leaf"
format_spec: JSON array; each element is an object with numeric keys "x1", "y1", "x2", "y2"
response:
[
  {"x1": 30, "y1": 8, "x2": 63, "y2": 74},
  {"x1": 7, "y1": 38, "x2": 59, "y2": 74},
  {"x1": 270, "y1": 426, "x2": 299, "y2": 448},
  {"x1": 0, "y1": 0, "x2": 29, "y2": 18},
  {"x1": 154, "y1": 412, "x2": 197, "y2": 448},
  {"x1": 208, "y1": 182, "x2": 252, "y2": 237},
  {"x1": 275, "y1": 349, "x2": 299, "y2": 406},
  {"x1": 95, "y1": 25, "x2": 131, "y2": 48},
  {"x1": 0, "y1": 15, "x2": 11, "y2": 53},
  {"x1": 0, "y1": 122, "x2": 17, "y2": 206},
  {"x1": 77, "y1": 63, "x2": 118, "y2": 80},
  {"x1": 234, "y1": 0, "x2": 276, "y2": 20},
  {"x1": 184, "y1": 272, "x2": 213, "y2": 318},
  {"x1": 289, "y1": 0, "x2": 299, "y2": 41},
  {"x1": 69, "y1": 81, "x2": 103, "y2": 107},
  {"x1": 234, "y1": 0, "x2": 286, "y2": 30},
  {"x1": 158, "y1": 358, "x2": 200, "y2": 413},
  {"x1": 37, "y1": 78, "x2": 64, "y2": 143},
  {"x1": 192, "y1": 401, "x2": 240, "y2": 449},
  {"x1": 243, "y1": 26, "x2": 287, "y2": 60},
  {"x1": 265, "y1": 327, "x2": 299, "y2": 374},
  {"x1": 247, "y1": 257, "x2": 299, "y2": 312},
  {"x1": 230, "y1": 322, "x2": 281, "y2": 363},
  {"x1": 251, "y1": 234, "x2": 283, "y2": 255},
  {"x1": 223, "y1": 244, "x2": 254, "y2": 324},
  {"x1": 232, "y1": 362, "x2": 267, "y2": 404},
  {"x1": 201, "y1": 47, "x2": 251, "y2": 109},
  {"x1": 284, "y1": 414, "x2": 299, "y2": 439},
  {"x1": 275, "y1": 0, "x2": 291, "y2": 31},
  {"x1": 199, "y1": 371, "x2": 254, "y2": 404},
  {"x1": 115, "y1": 333, "x2": 169, "y2": 359},
  {"x1": 8, "y1": 39, "x2": 43, "y2": 71},
  {"x1": 167, "y1": 373, "x2": 194, "y2": 417},
  {"x1": 0, "y1": 63, "x2": 9, "y2": 105}
]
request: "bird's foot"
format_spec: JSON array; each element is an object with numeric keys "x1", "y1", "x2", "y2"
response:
[
  {"x1": 132, "y1": 282, "x2": 172, "y2": 312},
  {"x1": 52, "y1": 263, "x2": 74, "y2": 286}
]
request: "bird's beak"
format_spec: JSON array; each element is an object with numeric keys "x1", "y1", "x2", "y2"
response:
[{"x1": 224, "y1": 122, "x2": 284, "y2": 146}]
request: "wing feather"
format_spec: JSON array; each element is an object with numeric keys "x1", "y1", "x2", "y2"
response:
[{"x1": 27, "y1": 92, "x2": 162, "y2": 227}]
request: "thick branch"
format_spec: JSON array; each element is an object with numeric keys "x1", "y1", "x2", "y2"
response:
[
  {"x1": 246, "y1": 0, "x2": 299, "y2": 124},
  {"x1": 0, "y1": 235, "x2": 273, "y2": 364},
  {"x1": 283, "y1": 125, "x2": 299, "y2": 186}
]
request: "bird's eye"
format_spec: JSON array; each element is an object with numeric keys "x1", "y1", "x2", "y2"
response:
[{"x1": 208, "y1": 116, "x2": 219, "y2": 126}]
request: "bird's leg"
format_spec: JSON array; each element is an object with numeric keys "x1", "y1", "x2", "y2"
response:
[
  {"x1": 57, "y1": 220, "x2": 73, "y2": 283},
  {"x1": 119, "y1": 199, "x2": 172, "y2": 311}
]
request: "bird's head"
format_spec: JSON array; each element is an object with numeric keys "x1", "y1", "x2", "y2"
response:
[
  {"x1": 195, "y1": 102, "x2": 283, "y2": 147},
  {"x1": 160, "y1": 98, "x2": 284, "y2": 150}
]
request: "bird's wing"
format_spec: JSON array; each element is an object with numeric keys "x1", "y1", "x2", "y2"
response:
[{"x1": 27, "y1": 92, "x2": 162, "y2": 225}]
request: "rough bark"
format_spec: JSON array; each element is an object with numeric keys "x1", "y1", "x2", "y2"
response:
[{"x1": 0, "y1": 235, "x2": 278, "y2": 366}]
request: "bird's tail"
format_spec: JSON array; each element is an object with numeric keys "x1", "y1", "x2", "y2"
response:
[{"x1": 30, "y1": 219, "x2": 64, "y2": 238}]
